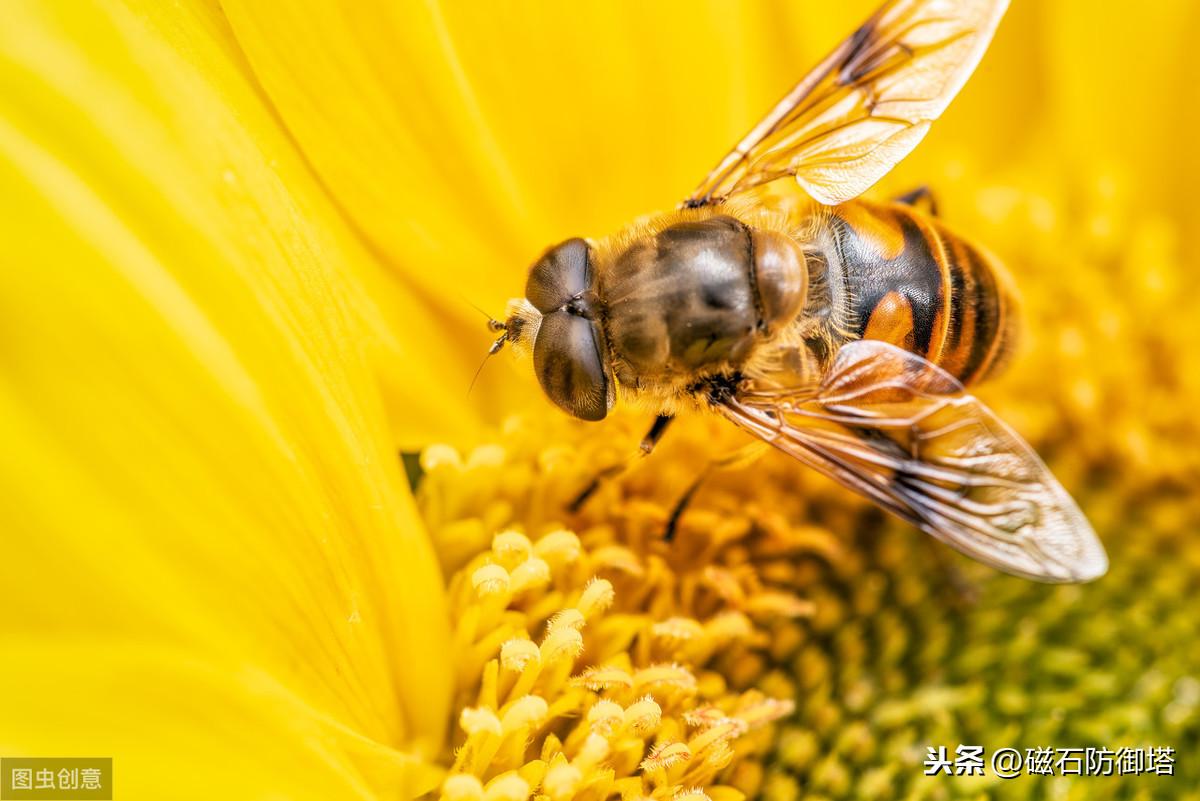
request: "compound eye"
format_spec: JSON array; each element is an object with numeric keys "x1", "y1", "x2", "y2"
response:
[
  {"x1": 533, "y1": 311, "x2": 612, "y2": 421},
  {"x1": 525, "y1": 238, "x2": 591, "y2": 313}
]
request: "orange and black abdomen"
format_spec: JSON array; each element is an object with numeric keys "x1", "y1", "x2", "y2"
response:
[{"x1": 830, "y1": 200, "x2": 1018, "y2": 387}]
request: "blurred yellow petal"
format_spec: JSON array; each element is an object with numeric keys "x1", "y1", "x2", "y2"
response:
[{"x1": 1, "y1": 0, "x2": 449, "y2": 795}]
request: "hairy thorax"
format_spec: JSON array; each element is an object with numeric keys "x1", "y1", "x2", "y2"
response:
[{"x1": 595, "y1": 206, "x2": 810, "y2": 401}]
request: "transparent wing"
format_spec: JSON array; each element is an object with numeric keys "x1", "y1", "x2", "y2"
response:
[
  {"x1": 715, "y1": 340, "x2": 1107, "y2": 582},
  {"x1": 686, "y1": 0, "x2": 1008, "y2": 207}
]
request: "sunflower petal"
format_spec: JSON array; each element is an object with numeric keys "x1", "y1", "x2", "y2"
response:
[
  {"x1": 0, "y1": 641, "x2": 442, "y2": 799},
  {"x1": 1, "y1": 0, "x2": 449, "y2": 793}
]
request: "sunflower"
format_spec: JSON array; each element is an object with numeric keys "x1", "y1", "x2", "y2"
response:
[{"x1": 2, "y1": 1, "x2": 1198, "y2": 800}]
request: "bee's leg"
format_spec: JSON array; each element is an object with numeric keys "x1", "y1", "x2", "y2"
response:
[
  {"x1": 893, "y1": 185, "x2": 939, "y2": 217},
  {"x1": 639, "y1": 413, "x2": 676, "y2": 455},
  {"x1": 663, "y1": 441, "x2": 768, "y2": 541},
  {"x1": 569, "y1": 415, "x2": 674, "y2": 513}
]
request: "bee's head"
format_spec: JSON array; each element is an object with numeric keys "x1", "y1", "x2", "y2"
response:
[{"x1": 505, "y1": 237, "x2": 615, "y2": 421}]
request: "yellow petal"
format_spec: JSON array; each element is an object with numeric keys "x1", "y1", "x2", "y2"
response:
[
  {"x1": 1, "y1": 642, "x2": 441, "y2": 799},
  {"x1": 1, "y1": 0, "x2": 449, "y2": 794}
]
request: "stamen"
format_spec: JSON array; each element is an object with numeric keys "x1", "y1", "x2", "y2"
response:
[
  {"x1": 500, "y1": 639, "x2": 540, "y2": 672},
  {"x1": 577, "y1": 578, "x2": 615, "y2": 617},
  {"x1": 471, "y1": 564, "x2": 509, "y2": 598},
  {"x1": 482, "y1": 773, "x2": 529, "y2": 801},
  {"x1": 491, "y1": 530, "x2": 532, "y2": 564},
  {"x1": 440, "y1": 773, "x2": 484, "y2": 801},
  {"x1": 509, "y1": 557, "x2": 550, "y2": 594},
  {"x1": 501, "y1": 695, "x2": 548, "y2": 732},
  {"x1": 422, "y1": 424, "x2": 803, "y2": 801}
]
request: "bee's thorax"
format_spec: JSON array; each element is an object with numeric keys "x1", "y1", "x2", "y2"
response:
[{"x1": 596, "y1": 213, "x2": 809, "y2": 390}]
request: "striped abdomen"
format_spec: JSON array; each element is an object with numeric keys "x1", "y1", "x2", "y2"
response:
[{"x1": 826, "y1": 200, "x2": 1017, "y2": 387}]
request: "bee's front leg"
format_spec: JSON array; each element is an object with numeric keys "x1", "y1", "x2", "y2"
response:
[{"x1": 568, "y1": 415, "x2": 674, "y2": 513}]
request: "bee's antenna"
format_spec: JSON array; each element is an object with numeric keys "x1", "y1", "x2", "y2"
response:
[
  {"x1": 468, "y1": 331, "x2": 508, "y2": 397},
  {"x1": 461, "y1": 295, "x2": 506, "y2": 332},
  {"x1": 460, "y1": 294, "x2": 509, "y2": 396}
]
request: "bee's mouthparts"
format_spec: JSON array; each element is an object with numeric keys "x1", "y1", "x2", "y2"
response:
[{"x1": 486, "y1": 318, "x2": 509, "y2": 354}]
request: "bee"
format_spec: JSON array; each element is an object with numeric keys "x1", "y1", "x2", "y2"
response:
[{"x1": 493, "y1": 0, "x2": 1108, "y2": 582}]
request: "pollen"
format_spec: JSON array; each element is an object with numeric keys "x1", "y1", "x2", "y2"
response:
[
  {"x1": 470, "y1": 564, "x2": 509, "y2": 598},
  {"x1": 499, "y1": 639, "x2": 540, "y2": 672},
  {"x1": 491, "y1": 530, "x2": 532, "y2": 563},
  {"x1": 641, "y1": 741, "x2": 693, "y2": 771},
  {"x1": 428, "y1": 447, "x2": 804, "y2": 801}
]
